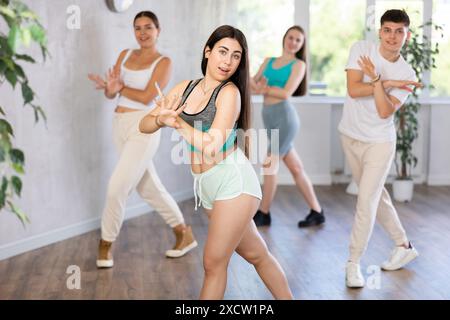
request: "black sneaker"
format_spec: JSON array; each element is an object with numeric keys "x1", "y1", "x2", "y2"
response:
[
  {"x1": 253, "y1": 210, "x2": 271, "y2": 226},
  {"x1": 298, "y1": 209, "x2": 325, "y2": 228}
]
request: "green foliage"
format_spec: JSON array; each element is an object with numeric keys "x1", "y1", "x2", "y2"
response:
[
  {"x1": 309, "y1": 0, "x2": 366, "y2": 96},
  {"x1": 395, "y1": 21, "x2": 443, "y2": 179},
  {"x1": 1, "y1": 0, "x2": 48, "y2": 225},
  {"x1": 237, "y1": 0, "x2": 294, "y2": 75}
]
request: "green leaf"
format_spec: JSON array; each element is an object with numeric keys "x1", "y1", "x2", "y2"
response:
[
  {"x1": 0, "y1": 59, "x2": 6, "y2": 74},
  {"x1": 1, "y1": 176, "x2": 7, "y2": 194},
  {"x1": 20, "y1": 27, "x2": 31, "y2": 47},
  {"x1": 7, "y1": 23, "x2": 20, "y2": 53},
  {"x1": 40, "y1": 45, "x2": 49, "y2": 61},
  {"x1": 0, "y1": 133, "x2": 12, "y2": 150},
  {"x1": 14, "y1": 63, "x2": 25, "y2": 79},
  {"x1": 0, "y1": 118, "x2": 14, "y2": 136},
  {"x1": 0, "y1": 147, "x2": 5, "y2": 162},
  {"x1": 33, "y1": 105, "x2": 47, "y2": 123},
  {"x1": 11, "y1": 176, "x2": 22, "y2": 196},
  {"x1": 9, "y1": 148, "x2": 24, "y2": 166},
  {"x1": 20, "y1": 10, "x2": 38, "y2": 20},
  {"x1": 29, "y1": 24, "x2": 46, "y2": 44},
  {"x1": 0, "y1": 187, "x2": 5, "y2": 209},
  {"x1": 21, "y1": 82, "x2": 34, "y2": 104},
  {"x1": 7, "y1": 201, "x2": 30, "y2": 227},
  {"x1": 12, "y1": 163, "x2": 25, "y2": 174},
  {"x1": 0, "y1": 6, "x2": 15, "y2": 18},
  {"x1": 4, "y1": 68, "x2": 17, "y2": 87},
  {"x1": 1, "y1": 57, "x2": 15, "y2": 70},
  {"x1": 0, "y1": 106, "x2": 5, "y2": 116},
  {"x1": 14, "y1": 54, "x2": 35, "y2": 63}
]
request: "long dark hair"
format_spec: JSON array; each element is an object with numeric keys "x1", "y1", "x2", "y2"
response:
[
  {"x1": 133, "y1": 11, "x2": 159, "y2": 29},
  {"x1": 282, "y1": 25, "x2": 307, "y2": 96},
  {"x1": 201, "y1": 25, "x2": 251, "y2": 155}
]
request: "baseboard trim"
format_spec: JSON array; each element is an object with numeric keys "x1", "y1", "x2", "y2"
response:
[
  {"x1": 427, "y1": 175, "x2": 450, "y2": 186},
  {"x1": 0, "y1": 189, "x2": 193, "y2": 261}
]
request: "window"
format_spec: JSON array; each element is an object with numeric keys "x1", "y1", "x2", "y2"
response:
[
  {"x1": 235, "y1": 0, "x2": 449, "y2": 98},
  {"x1": 235, "y1": 0, "x2": 295, "y2": 76},
  {"x1": 374, "y1": 0, "x2": 423, "y2": 31},
  {"x1": 431, "y1": 0, "x2": 450, "y2": 96},
  {"x1": 309, "y1": 0, "x2": 366, "y2": 96}
]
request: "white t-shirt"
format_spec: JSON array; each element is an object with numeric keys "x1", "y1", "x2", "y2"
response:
[{"x1": 338, "y1": 40, "x2": 416, "y2": 143}]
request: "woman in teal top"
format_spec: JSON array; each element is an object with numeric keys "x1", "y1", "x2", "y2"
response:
[{"x1": 250, "y1": 25, "x2": 325, "y2": 228}]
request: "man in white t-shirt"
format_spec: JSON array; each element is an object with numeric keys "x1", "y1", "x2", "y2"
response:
[{"x1": 338, "y1": 9, "x2": 423, "y2": 288}]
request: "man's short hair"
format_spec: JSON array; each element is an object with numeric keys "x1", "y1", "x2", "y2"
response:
[{"x1": 381, "y1": 9, "x2": 410, "y2": 27}]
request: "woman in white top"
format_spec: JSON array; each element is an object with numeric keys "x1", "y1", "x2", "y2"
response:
[{"x1": 88, "y1": 11, "x2": 197, "y2": 268}]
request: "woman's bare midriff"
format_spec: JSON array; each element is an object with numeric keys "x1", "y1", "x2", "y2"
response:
[
  {"x1": 115, "y1": 105, "x2": 142, "y2": 113},
  {"x1": 190, "y1": 146, "x2": 237, "y2": 174},
  {"x1": 263, "y1": 95, "x2": 284, "y2": 106}
]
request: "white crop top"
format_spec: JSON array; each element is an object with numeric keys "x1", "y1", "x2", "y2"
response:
[{"x1": 117, "y1": 49, "x2": 166, "y2": 111}]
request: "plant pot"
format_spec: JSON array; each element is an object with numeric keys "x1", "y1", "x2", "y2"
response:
[
  {"x1": 393, "y1": 179, "x2": 414, "y2": 202},
  {"x1": 346, "y1": 180, "x2": 359, "y2": 196}
]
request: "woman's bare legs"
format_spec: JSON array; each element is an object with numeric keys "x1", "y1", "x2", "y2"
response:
[
  {"x1": 259, "y1": 149, "x2": 321, "y2": 213},
  {"x1": 200, "y1": 195, "x2": 256, "y2": 299},
  {"x1": 200, "y1": 194, "x2": 292, "y2": 299},
  {"x1": 283, "y1": 148, "x2": 321, "y2": 212},
  {"x1": 235, "y1": 220, "x2": 293, "y2": 299},
  {"x1": 259, "y1": 154, "x2": 280, "y2": 213}
]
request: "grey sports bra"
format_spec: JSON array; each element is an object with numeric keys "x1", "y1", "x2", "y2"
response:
[{"x1": 178, "y1": 79, "x2": 238, "y2": 153}]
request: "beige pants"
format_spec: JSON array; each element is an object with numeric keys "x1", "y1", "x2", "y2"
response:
[
  {"x1": 341, "y1": 134, "x2": 408, "y2": 263},
  {"x1": 101, "y1": 110, "x2": 184, "y2": 242}
]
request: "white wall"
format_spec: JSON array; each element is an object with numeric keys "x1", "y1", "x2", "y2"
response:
[{"x1": 428, "y1": 104, "x2": 450, "y2": 185}]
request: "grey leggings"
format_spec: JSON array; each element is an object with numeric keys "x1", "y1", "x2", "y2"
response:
[{"x1": 262, "y1": 100, "x2": 300, "y2": 156}]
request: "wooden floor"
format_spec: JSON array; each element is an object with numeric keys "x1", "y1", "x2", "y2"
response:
[{"x1": 1, "y1": 184, "x2": 449, "y2": 300}]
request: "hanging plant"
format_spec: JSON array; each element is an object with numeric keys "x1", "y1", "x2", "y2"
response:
[{"x1": 0, "y1": 0, "x2": 49, "y2": 226}]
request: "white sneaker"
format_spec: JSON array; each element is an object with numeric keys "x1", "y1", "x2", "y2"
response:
[
  {"x1": 381, "y1": 243, "x2": 419, "y2": 271},
  {"x1": 346, "y1": 262, "x2": 365, "y2": 288}
]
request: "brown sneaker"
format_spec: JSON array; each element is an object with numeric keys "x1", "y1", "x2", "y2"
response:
[
  {"x1": 97, "y1": 239, "x2": 114, "y2": 268},
  {"x1": 165, "y1": 225, "x2": 198, "y2": 258}
]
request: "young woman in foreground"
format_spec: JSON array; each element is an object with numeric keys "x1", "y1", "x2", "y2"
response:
[{"x1": 139, "y1": 25, "x2": 293, "y2": 300}]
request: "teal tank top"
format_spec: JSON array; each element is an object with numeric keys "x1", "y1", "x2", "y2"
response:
[
  {"x1": 178, "y1": 79, "x2": 237, "y2": 153},
  {"x1": 262, "y1": 57, "x2": 296, "y2": 88}
]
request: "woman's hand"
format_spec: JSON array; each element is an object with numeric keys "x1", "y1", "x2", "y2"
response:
[
  {"x1": 254, "y1": 76, "x2": 268, "y2": 95},
  {"x1": 105, "y1": 67, "x2": 124, "y2": 95},
  {"x1": 155, "y1": 95, "x2": 187, "y2": 129},
  {"x1": 87, "y1": 73, "x2": 107, "y2": 90},
  {"x1": 87, "y1": 68, "x2": 124, "y2": 94}
]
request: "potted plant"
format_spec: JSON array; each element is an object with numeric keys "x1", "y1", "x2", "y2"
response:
[
  {"x1": 392, "y1": 20, "x2": 442, "y2": 202},
  {"x1": 0, "y1": 0, "x2": 48, "y2": 225}
]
